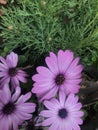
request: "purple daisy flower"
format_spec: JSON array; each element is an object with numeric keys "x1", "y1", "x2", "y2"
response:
[
  {"x1": 0, "y1": 84, "x2": 36, "y2": 130},
  {"x1": 32, "y1": 50, "x2": 83, "y2": 101},
  {"x1": 0, "y1": 52, "x2": 28, "y2": 88},
  {"x1": 39, "y1": 92, "x2": 84, "y2": 130}
]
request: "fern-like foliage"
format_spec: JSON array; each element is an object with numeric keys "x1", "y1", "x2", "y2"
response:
[{"x1": 0, "y1": 0, "x2": 98, "y2": 65}]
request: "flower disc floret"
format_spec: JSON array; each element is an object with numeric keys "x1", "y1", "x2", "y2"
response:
[
  {"x1": 58, "y1": 108, "x2": 68, "y2": 119},
  {"x1": 2, "y1": 102, "x2": 15, "y2": 115}
]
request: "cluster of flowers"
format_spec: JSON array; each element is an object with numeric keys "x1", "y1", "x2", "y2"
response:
[
  {"x1": 0, "y1": 50, "x2": 84, "y2": 130},
  {"x1": 0, "y1": 52, "x2": 36, "y2": 130}
]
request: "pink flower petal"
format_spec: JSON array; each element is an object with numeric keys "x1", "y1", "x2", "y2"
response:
[
  {"x1": 65, "y1": 94, "x2": 76, "y2": 106},
  {"x1": 58, "y1": 50, "x2": 73, "y2": 73},
  {"x1": 40, "y1": 86, "x2": 58, "y2": 101},
  {"x1": 11, "y1": 77, "x2": 19, "y2": 88},
  {"x1": 67, "y1": 84, "x2": 80, "y2": 94},
  {"x1": 11, "y1": 113, "x2": 20, "y2": 128},
  {"x1": 16, "y1": 110, "x2": 32, "y2": 120},
  {"x1": 44, "y1": 99, "x2": 59, "y2": 110},
  {"x1": 32, "y1": 82, "x2": 54, "y2": 94},
  {"x1": 59, "y1": 91, "x2": 66, "y2": 107},
  {"x1": 72, "y1": 118, "x2": 83, "y2": 125},
  {"x1": 66, "y1": 65, "x2": 83, "y2": 79},
  {"x1": 0, "y1": 63, "x2": 8, "y2": 70},
  {"x1": 17, "y1": 103, "x2": 36, "y2": 113},
  {"x1": 0, "y1": 76, "x2": 10, "y2": 88},
  {"x1": 37, "y1": 66, "x2": 54, "y2": 78},
  {"x1": 32, "y1": 74, "x2": 53, "y2": 83},
  {"x1": 22, "y1": 92, "x2": 32, "y2": 102},
  {"x1": 45, "y1": 52, "x2": 59, "y2": 74},
  {"x1": 11, "y1": 87, "x2": 21, "y2": 102},
  {"x1": 16, "y1": 92, "x2": 31, "y2": 104},
  {"x1": 71, "y1": 103, "x2": 82, "y2": 111},
  {"x1": 0, "y1": 71, "x2": 7, "y2": 77},
  {"x1": 16, "y1": 74, "x2": 27, "y2": 83},
  {"x1": 42, "y1": 117, "x2": 56, "y2": 126},
  {"x1": 49, "y1": 121, "x2": 59, "y2": 130},
  {"x1": 0, "y1": 56, "x2": 7, "y2": 65},
  {"x1": 18, "y1": 70, "x2": 28, "y2": 77},
  {"x1": 39, "y1": 110, "x2": 56, "y2": 117},
  {"x1": 71, "y1": 111, "x2": 84, "y2": 117},
  {"x1": 65, "y1": 79, "x2": 82, "y2": 85},
  {"x1": 71, "y1": 121, "x2": 81, "y2": 130},
  {"x1": 3, "y1": 84, "x2": 11, "y2": 102},
  {"x1": 6, "y1": 52, "x2": 18, "y2": 67},
  {"x1": 0, "y1": 116, "x2": 10, "y2": 130}
]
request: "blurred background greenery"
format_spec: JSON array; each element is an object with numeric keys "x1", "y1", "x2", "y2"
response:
[{"x1": 0, "y1": 0, "x2": 98, "y2": 67}]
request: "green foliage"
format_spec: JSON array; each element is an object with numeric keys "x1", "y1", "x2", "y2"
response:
[
  {"x1": 0, "y1": 0, "x2": 98, "y2": 65},
  {"x1": 94, "y1": 101, "x2": 98, "y2": 111}
]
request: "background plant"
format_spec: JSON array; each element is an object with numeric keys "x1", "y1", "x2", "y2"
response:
[{"x1": 0, "y1": 0, "x2": 98, "y2": 66}]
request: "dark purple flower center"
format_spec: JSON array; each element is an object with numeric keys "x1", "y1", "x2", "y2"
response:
[
  {"x1": 2, "y1": 102, "x2": 16, "y2": 115},
  {"x1": 55, "y1": 74, "x2": 65, "y2": 85},
  {"x1": 58, "y1": 108, "x2": 68, "y2": 119},
  {"x1": 8, "y1": 68, "x2": 17, "y2": 77}
]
